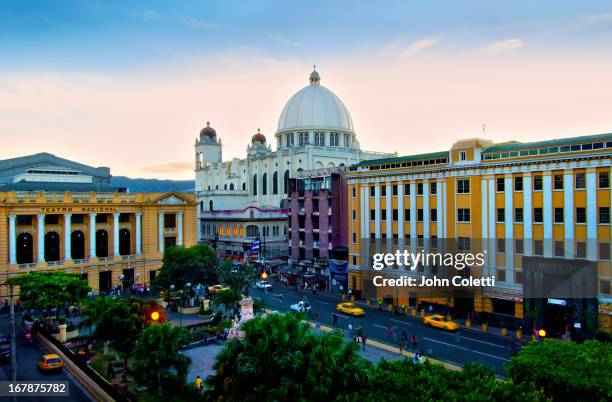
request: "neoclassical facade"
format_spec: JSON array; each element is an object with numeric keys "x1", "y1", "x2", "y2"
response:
[{"x1": 195, "y1": 69, "x2": 393, "y2": 253}]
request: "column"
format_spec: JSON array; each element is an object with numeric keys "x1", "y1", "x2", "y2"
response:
[
  {"x1": 410, "y1": 182, "x2": 417, "y2": 240},
  {"x1": 113, "y1": 212, "x2": 120, "y2": 256},
  {"x1": 523, "y1": 173, "x2": 533, "y2": 256},
  {"x1": 37, "y1": 214, "x2": 45, "y2": 263},
  {"x1": 436, "y1": 181, "x2": 443, "y2": 240},
  {"x1": 563, "y1": 170, "x2": 574, "y2": 259},
  {"x1": 586, "y1": 169, "x2": 597, "y2": 261},
  {"x1": 8, "y1": 215, "x2": 16, "y2": 264},
  {"x1": 374, "y1": 185, "x2": 381, "y2": 238},
  {"x1": 360, "y1": 186, "x2": 366, "y2": 238},
  {"x1": 176, "y1": 212, "x2": 183, "y2": 247},
  {"x1": 481, "y1": 179, "x2": 488, "y2": 275},
  {"x1": 543, "y1": 172, "x2": 553, "y2": 257},
  {"x1": 442, "y1": 181, "x2": 448, "y2": 238},
  {"x1": 423, "y1": 179, "x2": 430, "y2": 240},
  {"x1": 504, "y1": 174, "x2": 514, "y2": 283},
  {"x1": 89, "y1": 213, "x2": 97, "y2": 258},
  {"x1": 64, "y1": 214, "x2": 72, "y2": 261},
  {"x1": 364, "y1": 186, "x2": 370, "y2": 239},
  {"x1": 135, "y1": 212, "x2": 142, "y2": 255},
  {"x1": 398, "y1": 183, "x2": 404, "y2": 238},
  {"x1": 158, "y1": 212, "x2": 164, "y2": 253},
  {"x1": 385, "y1": 183, "x2": 392, "y2": 239},
  {"x1": 487, "y1": 179, "x2": 496, "y2": 277}
]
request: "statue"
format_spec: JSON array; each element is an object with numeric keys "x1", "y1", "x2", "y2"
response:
[{"x1": 227, "y1": 297, "x2": 255, "y2": 339}]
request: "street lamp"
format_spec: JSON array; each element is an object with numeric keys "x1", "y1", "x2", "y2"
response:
[
  {"x1": 178, "y1": 289, "x2": 184, "y2": 326},
  {"x1": 150, "y1": 311, "x2": 160, "y2": 322},
  {"x1": 538, "y1": 329, "x2": 546, "y2": 338}
]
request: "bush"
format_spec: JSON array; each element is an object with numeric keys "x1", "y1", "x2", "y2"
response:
[
  {"x1": 507, "y1": 340, "x2": 612, "y2": 402},
  {"x1": 199, "y1": 307, "x2": 213, "y2": 316}
]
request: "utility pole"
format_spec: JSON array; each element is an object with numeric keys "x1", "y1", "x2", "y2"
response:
[{"x1": 9, "y1": 283, "x2": 17, "y2": 402}]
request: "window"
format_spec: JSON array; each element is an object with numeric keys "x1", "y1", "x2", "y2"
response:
[
  {"x1": 458, "y1": 237, "x2": 471, "y2": 251},
  {"x1": 72, "y1": 215, "x2": 84, "y2": 224},
  {"x1": 392, "y1": 184, "x2": 398, "y2": 196},
  {"x1": 352, "y1": 256, "x2": 357, "y2": 265},
  {"x1": 599, "y1": 207, "x2": 610, "y2": 224},
  {"x1": 392, "y1": 209, "x2": 398, "y2": 221},
  {"x1": 16, "y1": 215, "x2": 32, "y2": 226},
  {"x1": 575, "y1": 173, "x2": 586, "y2": 189},
  {"x1": 515, "y1": 208, "x2": 523, "y2": 223},
  {"x1": 534, "y1": 240, "x2": 544, "y2": 256},
  {"x1": 601, "y1": 280, "x2": 611, "y2": 295},
  {"x1": 599, "y1": 242, "x2": 610, "y2": 260},
  {"x1": 497, "y1": 208, "x2": 505, "y2": 222},
  {"x1": 599, "y1": 172, "x2": 610, "y2": 188},
  {"x1": 576, "y1": 241, "x2": 587, "y2": 259},
  {"x1": 287, "y1": 133, "x2": 294, "y2": 147},
  {"x1": 554, "y1": 208, "x2": 564, "y2": 223},
  {"x1": 533, "y1": 175, "x2": 543, "y2": 191},
  {"x1": 352, "y1": 233, "x2": 356, "y2": 244},
  {"x1": 430, "y1": 182, "x2": 437, "y2": 195},
  {"x1": 352, "y1": 210, "x2": 356, "y2": 221},
  {"x1": 262, "y1": 172, "x2": 268, "y2": 195},
  {"x1": 370, "y1": 186, "x2": 375, "y2": 197},
  {"x1": 457, "y1": 208, "x2": 470, "y2": 222},
  {"x1": 515, "y1": 239, "x2": 524, "y2": 254},
  {"x1": 554, "y1": 241, "x2": 565, "y2": 257},
  {"x1": 273, "y1": 171, "x2": 278, "y2": 194},
  {"x1": 576, "y1": 207, "x2": 586, "y2": 224},
  {"x1": 381, "y1": 185, "x2": 387, "y2": 197},
  {"x1": 253, "y1": 174, "x2": 258, "y2": 195},
  {"x1": 431, "y1": 208, "x2": 437, "y2": 222},
  {"x1": 534, "y1": 208, "x2": 543, "y2": 223},
  {"x1": 45, "y1": 215, "x2": 59, "y2": 225},
  {"x1": 554, "y1": 174, "x2": 563, "y2": 190},
  {"x1": 330, "y1": 132, "x2": 339, "y2": 146},
  {"x1": 417, "y1": 182, "x2": 423, "y2": 195},
  {"x1": 404, "y1": 185, "x2": 410, "y2": 196},
  {"x1": 457, "y1": 179, "x2": 470, "y2": 194},
  {"x1": 515, "y1": 271, "x2": 524, "y2": 284},
  {"x1": 497, "y1": 238, "x2": 506, "y2": 253},
  {"x1": 352, "y1": 187, "x2": 356, "y2": 198},
  {"x1": 314, "y1": 132, "x2": 324, "y2": 146},
  {"x1": 381, "y1": 209, "x2": 387, "y2": 220},
  {"x1": 417, "y1": 209, "x2": 423, "y2": 222},
  {"x1": 370, "y1": 210, "x2": 375, "y2": 221},
  {"x1": 496, "y1": 269, "x2": 506, "y2": 282},
  {"x1": 459, "y1": 151, "x2": 466, "y2": 161},
  {"x1": 404, "y1": 209, "x2": 410, "y2": 220},
  {"x1": 496, "y1": 177, "x2": 505, "y2": 192},
  {"x1": 514, "y1": 176, "x2": 523, "y2": 191},
  {"x1": 298, "y1": 132, "x2": 307, "y2": 146}
]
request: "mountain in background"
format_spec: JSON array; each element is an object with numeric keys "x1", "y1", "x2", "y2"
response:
[{"x1": 110, "y1": 176, "x2": 195, "y2": 193}]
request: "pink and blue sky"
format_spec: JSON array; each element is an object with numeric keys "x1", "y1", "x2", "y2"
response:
[{"x1": 1, "y1": 0, "x2": 612, "y2": 179}]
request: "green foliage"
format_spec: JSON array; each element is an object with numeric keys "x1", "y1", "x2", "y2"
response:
[
  {"x1": 199, "y1": 306, "x2": 213, "y2": 316},
  {"x1": 213, "y1": 289, "x2": 240, "y2": 317},
  {"x1": 216, "y1": 262, "x2": 255, "y2": 299},
  {"x1": 507, "y1": 340, "x2": 612, "y2": 402},
  {"x1": 132, "y1": 323, "x2": 191, "y2": 396},
  {"x1": 252, "y1": 297, "x2": 266, "y2": 315},
  {"x1": 206, "y1": 312, "x2": 370, "y2": 401},
  {"x1": 9, "y1": 271, "x2": 90, "y2": 315},
  {"x1": 155, "y1": 244, "x2": 217, "y2": 289}
]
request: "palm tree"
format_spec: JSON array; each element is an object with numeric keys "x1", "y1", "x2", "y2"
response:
[
  {"x1": 78, "y1": 296, "x2": 113, "y2": 337},
  {"x1": 213, "y1": 289, "x2": 239, "y2": 318},
  {"x1": 132, "y1": 323, "x2": 190, "y2": 396}
]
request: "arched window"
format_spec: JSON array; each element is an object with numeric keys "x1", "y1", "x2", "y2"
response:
[
  {"x1": 119, "y1": 229, "x2": 131, "y2": 255},
  {"x1": 200, "y1": 201, "x2": 204, "y2": 211},
  {"x1": 273, "y1": 171, "x2": 278, "y2": 194},
  {"x1": 246, "y1": 225, "x2": 259, "y2": 238},
  {"x1": 96, "y1": 230, "x2": 108, "y2": 257},
  {"x1": 230, "y1": 183, "x2": 235, "y2": 190},
  {"x1": 44, "y1": 231, "x2": 60, "y2": 262},
  {"x1": 253, "y1": 174, "x2": 258, "y2": 195},
  {"x1": 71, "y1": 230, "x2": 85, "y2": 260},
  {"x1": 284, "y1": 170, "x2": 290, "y2": 194},
  {"x1": 16, "y1": 233, "x2": 33, "y2": 264},
  {"x1": 242, "y1": 182, "x2": 246, "y2": 191},
  {"x1": 209, "y1": 200, "x2": 214, "y2": 211},
  {"x1": 224, "y1": 184, "x2": 227, "y2": 190},
  {"x1": 262, "y1": 173, "x2": 268, "y2": 195}
]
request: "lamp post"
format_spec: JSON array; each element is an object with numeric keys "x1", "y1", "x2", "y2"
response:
[
  {"x1": 119, "y1": 274, "x2": 125, "y2": 296},
  {"x1": 178, "y1": 289, "x2": 183, "y2": 326}
]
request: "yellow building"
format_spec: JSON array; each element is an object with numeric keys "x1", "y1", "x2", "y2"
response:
[
  {"x1": 347, "y1": 133, "x2": 612, "y2": 333},
  {"x1": 0, "y1": 191, "x2": 197, "y2": 296}
]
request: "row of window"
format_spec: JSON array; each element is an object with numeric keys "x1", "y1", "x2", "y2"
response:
[
  {"x1": 350, "y1": 157, "x2": 449, "y2": 172},
  {"x1": 496, "y1": 238, "x2": 612, "y2": 260},
  {"x1": 278, "y1": 132, "x2": 351, "y2": 148},
  {"x1": 252, "y1": 171, "x2": 290, "y2": 196},
  {"x1": 14, "y1": 213, "x2": 144, "y2": 226},
  {"x1": 361, "y1": 208, "x2": 439, "y2": 222},
  {"x1": 482, "y1": 140, "x2": 612, "y2": 161},
  {"x1": 202, "y1": 224, "x2": 287, "y2": 237}
]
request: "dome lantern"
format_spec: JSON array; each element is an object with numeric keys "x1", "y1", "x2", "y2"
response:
[
  {"x1": 309, "y1": 65, "x2": 320, "y2": 85},
  {"x1": 251, "y1": 128, "x2": 267, "y2": 144},
  {"x1": 200, "y1": 121, "x2": 217, "y2": 139}
]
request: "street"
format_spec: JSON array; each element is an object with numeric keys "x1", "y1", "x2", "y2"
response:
[
  {"x1": 251, "y1": 286, "x2": 517, "y2": 376},
  {"x1": 0, "y1": 314, "x2": 92, "y2": 401}
]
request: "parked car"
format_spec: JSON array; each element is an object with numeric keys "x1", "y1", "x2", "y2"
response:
[
  {"x1": 423, "y1": 314, "x2": 459, "y2": 331},
  {"x1": 38, "y1": 354, "x2": 64, "y2": 372},
  {"x1": 336, "y1": 302, "x2": 365, "y2": 316},
  {"x1": 290, "y1": 301, "x2": 312, "y2": 313},
  {"x1": 208, "y1": 285, "x2": 230, "y2": 294},
  {"x1": 255, "y1": 280, "x2": 272, "y2": 290},
  {"x1": 0, "y1": 334, "x2": 10, "y2": 362}
]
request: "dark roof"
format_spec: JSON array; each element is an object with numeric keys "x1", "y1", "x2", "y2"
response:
[
  {"x1": 0, "y1": 152, "x2": 110, "y2": 178},
  {"x1": 483, "y1": 133, "x2": 612, "y2": 153},
  {"x1": 0, "y1": 181, "x2": 118, "y2": 192},
  {"x1": 354, "y1": 151, "x2": 449, "y2": 167}
]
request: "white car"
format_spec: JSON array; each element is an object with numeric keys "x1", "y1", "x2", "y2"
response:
[
  {"x1": 290, "y1": 300, "x2": 312, "y2": 313},
  {"x1": 256, "y1": 280, "x2": 272, "y2": 290}
]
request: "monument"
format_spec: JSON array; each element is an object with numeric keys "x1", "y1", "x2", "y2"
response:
[{"x1": 227, "y1": 297, "x2": 255, "y2": 339}]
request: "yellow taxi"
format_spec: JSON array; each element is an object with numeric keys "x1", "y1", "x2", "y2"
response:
[
  {"x1": 208, "y1": 285, "x2": 230, "y2": 294},
  {"x1": 38, "y1": 354, "x2": 64, "y2": 371},
  {"x1": 336, "y1": 302, "x2": 365, "y2": 316},
  {"x1": 423, "y1": 314, "x2": 459, "y2": 331}
]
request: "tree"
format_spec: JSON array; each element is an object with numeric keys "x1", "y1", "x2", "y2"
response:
[
  {"x1": 132, "y1": 323, "x2": 190, "y2": 396},
  {"x1": 213, "y1": 289, "x2": 240, "y2": 318},
  {"x1": 206, "y1": 312, "x2": 369, "y2": 401},
  {"x1": 9, "y1": 271, "x2": 90, "y2": 319},
  {"x1": 155, "y1": 244, "x2": 218, "y2": 290},
  {"x1": 507, "y1": 340, "x2": 612, "y2": 402},
  {"x1": 216, "y1": 261, "x2": 255, "y2": 299},
  {"x1": 78, "y1": 296, "x2": 114, "y2": 337}
]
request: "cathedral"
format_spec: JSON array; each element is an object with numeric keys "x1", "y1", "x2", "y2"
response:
[{"x1": 195, "y1": 69, "x2": 393, "y2": 258}]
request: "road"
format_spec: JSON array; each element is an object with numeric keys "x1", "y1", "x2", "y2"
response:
[
  {"x1": 0, "y1": 314, "x2": 92, "y2": 401},
  {"x1": 251, "y1": 285, "x2": 518, "y2": 376}
]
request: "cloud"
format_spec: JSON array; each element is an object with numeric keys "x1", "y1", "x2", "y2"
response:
[
  {"x1": 480, "y1": 38, "x2": 523, "y2": 54},
  {"x1": 381, "y1": 37, "x2": 439, "y2": 58},
  {"x1": 139, "y1": 162, "x2": 193, "y2": 174},
  {"x1": 266, "y1": 34, "x2": 300, "y2": 47},
  {"x1": 178, "y1": 16, "x2": 218, "y2": 30}
]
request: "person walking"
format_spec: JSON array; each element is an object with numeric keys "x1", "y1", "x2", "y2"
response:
[
  {"x1": 333, "y1": 312, "x2": 338, "y2": 327},
  {"x1": 315, "y1": 320, "x2": 321, "y2": 332},
  {"x1": 362, "y1": 333, "x2": 367, "y2": 351},
  {"x1": 411, "y1": 333, "x2": 418, "y2": 350},
  {"x1": 348, "y1": 322, "x2": 353, "y2": 340},
  {"x1": 194, "y1": 375, "x2": 203, "y2": 395},
  {"x1": 401, "y1": 328, "x2": 408, "y2": 345}
]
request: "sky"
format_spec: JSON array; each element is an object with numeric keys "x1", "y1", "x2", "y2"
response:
[{"x1": 1, "y1": 0, "x2": 612, "y2": 179}]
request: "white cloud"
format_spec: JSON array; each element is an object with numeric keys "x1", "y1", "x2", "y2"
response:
[
  {"x1": 480, "y1": 38, "x2": 523, "y2": 55},
  {"x1": 381, "y1": 37, "x2": 439, "y2": 58}
]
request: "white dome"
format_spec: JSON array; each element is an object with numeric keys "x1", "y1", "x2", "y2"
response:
[{"x1": 277, "y1": 70, "x2": 354, "y2": 133}]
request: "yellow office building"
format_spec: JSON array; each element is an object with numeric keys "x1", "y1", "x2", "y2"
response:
[
  {"x1": 347, "y1": 133, "x2": 612, "y2": 333},
  {"x1": 0, "y1": 191, "x2": 197, "y2": 297}
]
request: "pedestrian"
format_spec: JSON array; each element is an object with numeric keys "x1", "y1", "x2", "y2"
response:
[
  {"x1": 413, "y1": 353, "x2": 420, "y2": 364},
  {"x1": 333, "y1": 312, "x2": 338, "y2": 327},
  {"x1": 194, "y1": 375, "x2": 203, "y2": 395},
  {"x1": 411, "y1": 333, "x2": 418, "y2": 349},
  {"x1": 362, "y1": 333, "x2": 367, "y2": 351},
  {"x1": 316, "y1": 320, "x2": 321, "y2": 332},
  {"x1": 377, "y1": 298, "x2": 383, "y2": 311},
  {"x1": 429, "y1": 305, "x2": 434, "y2": 313},
  {"x1": 401, "y1": 328, "x2": 408, "y2": 344},
  {"x1": 314, "y1": 311, "x2": 319, "y2": 321},
  {"x1": 348, "y1": 322, "x2": 353, "y2": 340},
  {"x1": 399, "y1": 340, "x2": 404, "y2": 355},
  {"x1": 278, "y1": 293, "x2": 283, "y2": 304}
]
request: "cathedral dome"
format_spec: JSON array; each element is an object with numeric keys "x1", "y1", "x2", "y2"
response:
[
  {"x1": 251, "y1": 128, "x2": 266, "y2": 144},
  {"x1": 276, "y1": 69, "x2": 354, "y2": 134},
  {"x1": 200, "y1": 121, "x2": 217, "y2": 138}
]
